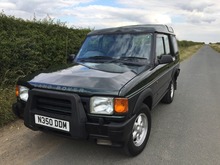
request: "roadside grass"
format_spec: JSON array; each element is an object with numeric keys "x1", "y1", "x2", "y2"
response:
[
  {"x1": 179, "y1": 44, "x2": 203, "y2": 61},
  {"x1": 0, "y1": 44, "x2": 203, "y2": 127},
  {"x1": 0, "y1": 86, "x2": 16, "y2": 126},
  {"x1": 210, "y1": 44, "x2": 220, "y2": 53}
]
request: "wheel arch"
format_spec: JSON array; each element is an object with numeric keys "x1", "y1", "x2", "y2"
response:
[
  {"x1": 172, "y1": 68, "x2": 180, "y2": 90},
  {"x1": 173, "y1": 68, "x2": 180, "y2": 80},
  {"x1": 132, "y1": 88, "x2": 153, "y2": 115}
]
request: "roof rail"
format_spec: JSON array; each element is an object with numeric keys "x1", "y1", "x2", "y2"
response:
[{"x1": 166, "y1": 25, "x2": 174, "y2": 33}]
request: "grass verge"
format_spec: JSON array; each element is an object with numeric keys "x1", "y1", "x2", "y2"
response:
[
  {"x1": 179, "y1": 44, "x2": 204, "y2": 61},
  {"x1": 210, "y1": 44, "x2": 220, "y2": 53},
  {"x1": 0, "y1": 87, "x2": 16, "y2": 127}
]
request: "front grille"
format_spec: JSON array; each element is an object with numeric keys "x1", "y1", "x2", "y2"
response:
[{"x1": 36, "y1": 96, "x2": 72, "y2": 116}]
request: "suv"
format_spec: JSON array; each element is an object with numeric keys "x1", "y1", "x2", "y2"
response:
[{"x1": 13, "y1": 24, "x2": 180, "y2": 156}]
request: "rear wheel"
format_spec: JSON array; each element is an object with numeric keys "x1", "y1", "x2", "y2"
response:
[
  {"x1": 161, "y1": 79, "x2": 175, "y2": 104},
  {"x1": 124, "y1": 104, "x2": 151, "y2": 156}
]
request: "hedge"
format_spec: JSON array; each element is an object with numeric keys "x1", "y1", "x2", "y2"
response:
[{"x1": 0, "y1": 13, "x2": 90, "y2": 86}]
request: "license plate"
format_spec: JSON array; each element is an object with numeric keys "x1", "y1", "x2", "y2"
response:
[{"x1": 34, "y1": 114, "x2": 70, "y2": 132}]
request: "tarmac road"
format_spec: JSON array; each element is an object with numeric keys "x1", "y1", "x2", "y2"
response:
[{"x1": 1, "y1": 45, "x2": 220, "y2": 165}]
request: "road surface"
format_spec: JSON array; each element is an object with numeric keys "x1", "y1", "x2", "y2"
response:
[{"x1": 1, "y1": 45, "x2": 220, "y2": 165}]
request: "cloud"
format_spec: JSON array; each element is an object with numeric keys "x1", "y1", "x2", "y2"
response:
[
  {"x1": 117, "y1": 0, "x2": 220, "y2": 25},
  {"x1": 0, "y1": 0, "x2": 94, "y2": 19},
  {"x1": 175, "y1": 0, "x2": 220, "y2": 25},
  {"x1": 0, "y1": 0, "x2": 220, "y2": 42},
  {"x1": 177, "y1": 1, "x2": 214, "y2": 12},
  {"x1": 0, "y1": 2, "x2": 16, "y2": 10},
  {"x1": 117, "y1": 0, "x2": 175, "y2": 9},
  {"x1": 173, "y1": 22, "x2": 220, "y2": 43},
  {"x1": 62, "y1": 5, "x2": 172, "y2": 29},
  {"x1": 185, "y1": 11, "x2": 216, "y2": 24}
]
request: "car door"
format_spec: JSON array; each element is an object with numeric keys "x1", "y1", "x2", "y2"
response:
[{"x1": 151, "y1": 34, "x2": 174, "y2": 105}]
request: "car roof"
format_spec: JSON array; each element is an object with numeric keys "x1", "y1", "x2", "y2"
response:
[{"x1": 88, "y1": 24, "x2": 175, "y2": 35}]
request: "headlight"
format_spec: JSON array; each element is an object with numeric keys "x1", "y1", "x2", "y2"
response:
[
  {"x1": 90, "y1": 97, "x2": 114, "y2": 115},
  {"x1": 90, "y1": 97, "x2": 129, "y2": 115},
  {"x1": 16, "y1": 85, "x2": 29, "y2": 102}
]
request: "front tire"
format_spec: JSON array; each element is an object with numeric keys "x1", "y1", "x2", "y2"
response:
[{"x1": 124, "y1": 104, "x2": 151, "y2": 156}]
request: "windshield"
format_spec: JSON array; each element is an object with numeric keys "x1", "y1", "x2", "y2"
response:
[{"x1": 75, "y1": 33, "x2": 152, "y2": 73}]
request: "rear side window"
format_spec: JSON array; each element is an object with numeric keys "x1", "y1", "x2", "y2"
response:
[
  {"x1": 171, "y1": 35, "x2": 179, "y2": 55},
  {"x1": 164, "y1": 35, "x2": 170, "y2": 54},
  {"x1": 156, "y1": 35, "x2": 165, "y2": 57}
]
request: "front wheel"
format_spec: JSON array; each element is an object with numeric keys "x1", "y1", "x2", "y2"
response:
[{"x1": 124, "y1": 104, "x2": 151, "y2": 156}]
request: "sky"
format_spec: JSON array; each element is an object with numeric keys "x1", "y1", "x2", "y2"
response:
[{"x1": 0, "y1": 0, "x2": 220, "y2": 43}]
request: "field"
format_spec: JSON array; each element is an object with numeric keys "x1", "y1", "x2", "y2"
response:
[
  {"x1": 179, "y1": 45, "x2": 203, "y2": 61},
  {"x1": 210, "y1": 43, "x2": 220, "y2": 53}
]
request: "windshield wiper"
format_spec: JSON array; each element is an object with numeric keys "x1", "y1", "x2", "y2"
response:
[
  {"x1": 77, "y1": 56, "x2": 113, "y2": 62},
  {"x1": 119, "y1": 56, "x2": 148, "y2": 61},
  {"x1": 106, "y1": 56, "x2": 148, "y2": 66}
]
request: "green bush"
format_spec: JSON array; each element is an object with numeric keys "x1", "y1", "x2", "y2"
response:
[
  {"x1": 0, "y1": 87, "x2": 16, "y2": 126},
  {"x1": 0, "y1": 13, "x2": 90, "y2": 86},
  {"x1": 178, "y1": 40, "x2": 204, "y2": 48}
]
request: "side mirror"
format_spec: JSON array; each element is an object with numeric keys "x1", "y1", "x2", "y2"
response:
[
  {"x1": 159, "y1": 55, "x2": 173, "y2": 64},
  {"x1": 67, "y1": 54, "x2": 76, "y2": 63}
]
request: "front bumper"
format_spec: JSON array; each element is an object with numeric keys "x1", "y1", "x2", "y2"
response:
[
  {"x1": 12, "y1": 89, "x2": 135, "y2": 143},
  {"x1": 86, "y1": 115, "x2": 135, "y2": 142}
]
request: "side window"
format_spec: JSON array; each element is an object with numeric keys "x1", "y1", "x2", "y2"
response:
[
  {"x1": 156, "y1": 35, "x2": 165, "y2": 57},
  {"x1": 156, "y1": 34, "x2": 170, "y2": 58},
  {"x1": 164, "y1": 35, "x2": 170, "y2": 54},
  {"x1": 171, "y1": 35, "x2": 179, "y2": 55}
]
